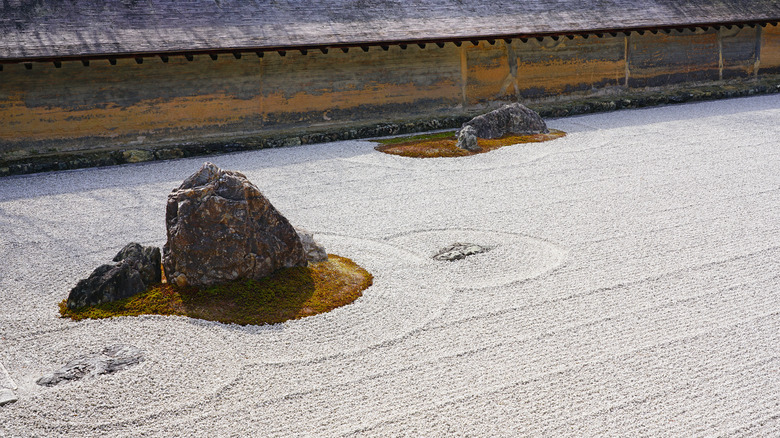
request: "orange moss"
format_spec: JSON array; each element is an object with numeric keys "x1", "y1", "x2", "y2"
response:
[
  {"x1": 59, "y1": 255, "x2": 373, "y2": 326},
  {"x1": 374, "y1": 129, "x2": 566, "y2": 158}
]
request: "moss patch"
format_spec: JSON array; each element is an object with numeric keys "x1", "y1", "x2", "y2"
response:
[
  {"x1": 373, "y1": 131, "x2": 456, "y2": 145},
  {"x1": 374, "y1": 129, "x2": 566, "y2": 158},
  {"x1": 59, "y1": 255, "x2": 373, "y2": 326}
]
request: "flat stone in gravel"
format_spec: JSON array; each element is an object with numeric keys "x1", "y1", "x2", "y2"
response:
[
  {"x1": 433, "y1": 243, "x2": 492, "y2": 261},
  {"x1": 36, "y1": 345, "x2": 145, "y2": 387},
  {"x1": 0, "y1": 363, "x2": 17, "y2": 406}
]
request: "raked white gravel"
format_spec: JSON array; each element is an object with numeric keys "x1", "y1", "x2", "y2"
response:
[{"x1": 2, "y1": 95, "x2": 780, "y2": 437}]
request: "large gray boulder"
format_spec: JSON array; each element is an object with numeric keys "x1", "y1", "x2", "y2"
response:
[
  {"x1": 461, "y1": 103, "x2": 548, "y2": 140},
  {"x1": 66, "y1": 243, "x2": 162, "y2": 309},
  {"x1": 163, "y1": 162, "x2": 307, "y2": 287}
]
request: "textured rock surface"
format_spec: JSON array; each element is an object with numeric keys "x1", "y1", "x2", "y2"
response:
[
  {"x1": 455, "y1": 125, "x2": 480, "y2": 151},
  {"x1": 122, "y1": 149, "x2": 154, "y2": 163},
  {"x1": 163, "y1": 162, "x2": 306, "y2": 287},
  {"x1": 296, "y1": 228, "x2": 328, "y2": 263},
  {"x1": 0, "y1": 390, "x2": 16, "y2": 406},
  {"x1": 36, "y1": 345, "x2": 144, "y2": 387},
  {"x1": 462, "y1": 103, "x2": 548, "y2": 139},
  {"x1": 67, "y1": 243, "x2": 162, "y2": 309},
  {"x1": 0, "y1": 363, "x2": 17, "y2": 406},
  {"x1": 113, "y1": 243, "x2": 163, "y2": 287},
  {"x1": 433, "y1": 243, "x2": 492, "y2": 261}
]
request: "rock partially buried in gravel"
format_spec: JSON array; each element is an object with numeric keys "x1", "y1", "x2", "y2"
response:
[
  {"x1": 296, "y1": 228, "x2": 328, "y2": 263},
  {"x1": 456, "y1": 125, "x2": 480, "y2": 152},
  {"x1": 163, "y1": 162, "x2": 307, "y2": 287},
  {"x1": 36, "y1": 345, "x2": 144, "y2": 387},
  {"x1": 0, "y1": 389, "x2": 16, "y2": 406},
  {"x1": 433, "y1": 243, "x2": 492, "y2": 261},
  {"x1": 0, "y1": 363, "x2": 18, "y2": 406},
  {"x1": 460, "y1": 103, "x2": 548, "y2": 141},
  {"x1": 66, "y1": 243, "x2": 162, "y2": 309}
]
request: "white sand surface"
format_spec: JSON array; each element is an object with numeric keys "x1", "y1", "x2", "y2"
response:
[{"x1": 2, "y1": 95, "x2": 780, "y2": 436}]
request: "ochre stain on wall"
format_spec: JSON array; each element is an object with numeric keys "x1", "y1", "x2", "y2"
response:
[
  {"x1": 719, "y1": 26, "x2": 759, "y2": 78},
  {"x1": 258, "y1": 45, "x2": 462, "y2": 124},
  {"x1": 628, "y1": 29, "x2": 719, "y2": 87},
  {"x1": 465, "y1": 37, "x2": 625, "y2": 104},
  {"x1": 760, "y1": 24, "x2": 780, "y2": 73},
  {"x1": 0, "y1": 56, "x2": 262, "y2": 146},
  {"x1": 1, "y1": 93, "x2": 258, "y2": 141}
]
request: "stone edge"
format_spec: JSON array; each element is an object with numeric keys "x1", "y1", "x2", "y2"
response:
[{"x1": 0, "y1": 362, "x2": 18, "y2": 406}]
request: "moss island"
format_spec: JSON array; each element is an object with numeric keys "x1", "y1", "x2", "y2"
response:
[
  {"x1": 60, "y1": 254, "x2": 373, "y2": 326},
  {"x1": 374, "y1": 129, "x2": 566, "y2": 158}
]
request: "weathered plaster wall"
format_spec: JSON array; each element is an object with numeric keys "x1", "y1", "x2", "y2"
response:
[
  {"x1": 465, "y1": 36, "x2": 625, "y2": 103},
  {"x1": 0, "y1": 55, "x2": 263, "y2": 153},
  {"x1": 258, "y1": 44, "x2": 463, "y2": 128},
  {"x1": 1, "y1": 24, "x2": 779, "y2": 173},
  {"x1": 761, "y1": 23, "x2": 780, "y2": 73}
]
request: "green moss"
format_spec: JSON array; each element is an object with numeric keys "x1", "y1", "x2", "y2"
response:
[
  {"x1": 60, "y1": 255, "x2": 373, "y2": 326},
  {"x1": 373, "y1": 131, "x2": 456, "y2": 145},
  {"x1": 375, "y1": 129, "x2": 566, "y2": 158}
]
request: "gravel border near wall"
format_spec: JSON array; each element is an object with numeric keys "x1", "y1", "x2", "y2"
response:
[{"x1": 1, "y1": 95, "x2": 780, "y2": 436}]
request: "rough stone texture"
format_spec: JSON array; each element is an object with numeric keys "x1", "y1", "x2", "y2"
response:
[
  {"x1": 433, "y1": 243, "x2": 492, "y2": 261},
  {"x1": 36, "y1": 345, "x2": 144, "y2": 387},
  {"x1": 66, "y1": 243, "x2": 162, "y2": 309},
  {"x1": 113, "y1": 243, "x2": 163, "y2": 287},
  {"x1": 296, "y1": 228, "x2": 328, "y2": 263},
  {"x1": 163, "y1": 162, "x2": 306, "y2": 287},
  {"x1": 0, "y1": 363, "x2": 17, "y2": 406},
  {"x1": 455, "y1": 125, "x2": 480, "y2": 151},
  {"x1": 0, "y1": 390, "x2": 16, "y2": 406},
  {"x1": 122, "y1": 149, "x2": 154, "y2": 163},
  {"x1": 462, "y1": 103, "x2": 549, "y2": 139}
]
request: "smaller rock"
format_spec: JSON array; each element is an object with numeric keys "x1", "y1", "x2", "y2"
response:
[
  {"x1": 67, "y1": 243, "x2": 161, "y2": 309},
  {"x1": 36, "y1": 345, "x2": 144, "y2": 387},
  {"x1": 0, "y1": 363, "x2": 18, "y2": 406},
  {"x1": 283, "y1": 137, "x2": 302, "y2": 147},
  {"x1": 433, "y1": 243, "x2": 492, "y2": 261},
  {"x1": 155, "y1": 148, "x2": 185, "y2": 160},
  {"x1": 122, "y1": 149, "x2": 154, "y2": 163},
  {"x1": 296, "y1": 228, "x2": 328, "y2": 263},
  {"x1": 113, "y1": 243, "x2": 162, "y2": 287},
  {"x1": 0, "y1": 389, "x2": 16, "y2": 406},
  {"x1": 455, "y1": 125, "x2": 480, "y2": 152}
]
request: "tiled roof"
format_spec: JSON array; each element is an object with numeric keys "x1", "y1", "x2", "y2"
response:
[{"x1": 2, "y1": 0, "x2": 780, "y2": 60}]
